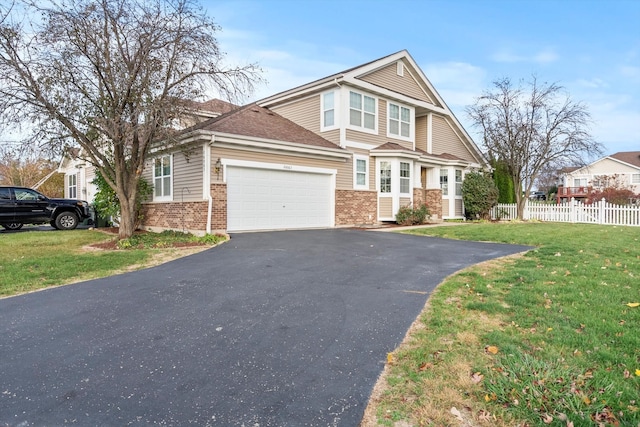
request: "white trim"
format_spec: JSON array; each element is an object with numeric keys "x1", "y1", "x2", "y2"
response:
[
  {"x1": 222, "y1": 158, "x2": 337, "y2": 178},
  {"x1": 346, "y1": 89, "x2": 378, "y2": 135},
  {"x1": 396, "y1": 61, "x2": 404, "y2": 77},
  {"x1": 344, "y1": 139, "x2": 377, "y2": 150},
  {"x1": 426, "y1": 113, "x2": 433, "y2": 153},
  {"x1": 320, "y1": 90, "x2": 338, "y2": 131},
  {"x1": 386, "y1": 101, "x2": 414, "y2": 143},
  {"x1": 353, "y1": 154, "x2": 369, "y2": 190},
  {"x1": 203, "y1": 142, "x2": 213, "y2": 234},
  {"x1": 399, "y1": 161, "x2": 411, "y2": 195},
  {"x1": 152, "y1": 154, "x2": 173, "y2": 202}
]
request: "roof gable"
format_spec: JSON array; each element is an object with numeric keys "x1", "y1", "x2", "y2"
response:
[
  {"x1": 189, "y1": 104, "x2": 341, "y2": 150},
  {"x1": 610, "y1": 151, "x2": 640, "y2": 169},
  {"x1": 356, "y1": 60, "x2": 440, "y2": 106}
]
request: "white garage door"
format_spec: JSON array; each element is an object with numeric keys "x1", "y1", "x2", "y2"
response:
[{"x1": 226, "y1": 166, "x2": 334, "y2": 232}]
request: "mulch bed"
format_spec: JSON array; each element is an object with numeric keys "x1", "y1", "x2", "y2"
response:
[{"x1": 88, "y1": 227, "x2": 207, "y2": 250}]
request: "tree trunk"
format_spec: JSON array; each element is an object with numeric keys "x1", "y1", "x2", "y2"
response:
[{"x1": 118, "y1": 198, "x2": 136, "y2": 240}]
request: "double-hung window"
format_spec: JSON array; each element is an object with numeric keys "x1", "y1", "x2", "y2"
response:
[
  {"x1": 574, "y1": 178, "x2": 586, "y2": 187},
  {"x1": 379, "y1": 161, "x2": 391, "y2": 193},
  {"x1": 455, "y1": 170, "x2": 463, "y2": 196},
  {"x1": 400, "y1": 162, "x2": 410, "y2": 194},
  {"x1": 388, "y1": 103, "x2": 411, "y2": 139},
  {"x1": 153, "y1": 155, "x2": 172, "y2": 201},
  {"x1": 349, "y1": 91, "x2": 376, "y2": 131},
  {"x1": 440, "y1": 169, "x2": 449, "y2": 196},
  {"x1": 68, "y1": 174, "x2": 77, "y2": 199},
  {"x1": 632, "y1": 173, "x2": 640, "y2": 184},
  {"x1": 322, "y1": 91, "x2": 335, "y2": 129},
  {"x1": 354, "y1": 155, "x2": 368, "y2": 189}
]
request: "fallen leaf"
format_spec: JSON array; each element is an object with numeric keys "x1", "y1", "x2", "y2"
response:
[
  {"x1": 635, "y1": 369, "x2": 640, "y2": 376},
  {"x1": 542, "y1": 413, "x2": 553, "y2": 423},
  {"x1": 387, "y1": 353, "x2": 394, "y2": 364},
  {"x1": 418, "y1": 362, "x2": 433, "y2": 371},
  {"x1": 627, "y1": 302, "x2": 640, "y2": 307},
  {"x1": 624, "y1": 370, "x2": 630, "y2": 378},
  {"x1": 485, "y1": 345, "x2": 499, "y2": 355},
  {"x1": 471, "y1": 372, "x2": 484, "y2": 383},
  {"x1": 450, "y1": 406, "x2": 463, "y2": 422}
]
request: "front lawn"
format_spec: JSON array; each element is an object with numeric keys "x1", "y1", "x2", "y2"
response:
[
  {"x1": 0, "y1": 229, "x2": 226, "y2": 297},
  {"x1": 367, "y1": 222, "x2": 640, "y2": 427}
]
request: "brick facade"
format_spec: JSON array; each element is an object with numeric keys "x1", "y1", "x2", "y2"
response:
[
  {"x1": 335, "y1": 189, "x2": 377, "y2": 225},
  {"x1": 141, "y1": 201, "x2": 209, "y2": 233},
  {"x1": 210, "y1": 183, "x2": 227, "y2": 231},
  {"x1": 425, "y1": 188, "x2": 443, "y2": 221}
]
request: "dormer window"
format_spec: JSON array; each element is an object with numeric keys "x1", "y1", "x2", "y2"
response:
[{"x1": 349, "y1": 91, "x2": 376, "y2": 131}]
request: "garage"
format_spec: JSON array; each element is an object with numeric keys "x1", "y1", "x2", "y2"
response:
[{"x1": 226, "y1": 164, "x2": 335, "y2": 232}]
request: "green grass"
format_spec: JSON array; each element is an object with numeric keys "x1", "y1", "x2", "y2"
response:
[
  {"x1": 372, "y1": 223, "x2": 640, "y2": 427},
  {"x1": 0, "y1": 229, "x2": 225, "y2": 297}
]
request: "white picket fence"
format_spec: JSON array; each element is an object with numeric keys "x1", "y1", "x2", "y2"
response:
[{"x1": 491, "y1": 199, "x2": 640, "y2": 227}]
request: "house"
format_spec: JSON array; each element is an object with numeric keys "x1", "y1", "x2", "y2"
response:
[
  {"x1": 62, "y1": 50, "x2": 489, "y2": 234},
  {"x1": 557, "y1": 151, "x2": 640, "y2": 203}
]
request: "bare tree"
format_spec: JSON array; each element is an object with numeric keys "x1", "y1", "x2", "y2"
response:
[
  {"x1": 0, "y1": 143, "x2": 64, "y2": 196},
  {"x1": 0, "y1": 0, "x2": 261, "y2": 238},
  {"x1": 466, "y1": 77, "x2": 601, "y2": 219}
]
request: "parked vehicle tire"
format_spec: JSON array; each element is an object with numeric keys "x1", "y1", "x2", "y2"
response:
[
  {"x1": 54, "y1": 212, "x2": 79, "y2": 230},
  {"x1": 50, "y1": 220, "x2": 59, "y2": 229},
  {"x1": 1, "y1": 223, "x2": 23, "y2": 230}
]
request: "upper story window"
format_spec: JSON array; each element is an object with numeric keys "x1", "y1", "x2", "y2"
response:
[
  {"x1": 354, "y1": 155, "x2": 368, "y2": 189},
  {"x1": 574, "y1": 178, "x2": 586, "y2": 187},
  {"x1": 379, "y1": 161, "x2": 391, "y2": 193},
  {"x1": 388, "y1": 103, "x2": 411, "y2": 139},
  {"x1": 455, "y1": 170, "x2": 463, "y2": 196},
  {"x1": 349, "y1": 91, "x2": 376, "y2": 131},
  {"x1": 322, "y1": 91, "x2": 335, "y2": 129},
  {"x1": 153, "y1": 155, "x2": 172, "y2": 201},
  {"x1": 68, "y1": 174, "x2": 77, "y2": 199},
  {"x1": 400, "y1": 162, "x2": 410, "y2": 194},
  {"x1": 632, "y1": 173, "x2": 640, "y2": 184},
  {"x1": 440, "y1": 169, "x2": 449, "y2": 196}
]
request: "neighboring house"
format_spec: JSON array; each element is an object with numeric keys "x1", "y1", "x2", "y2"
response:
[
  {"x1": 57, "y1": 99, "x2": 238, "y2": 205},
  {"x1": 557, "y1": 151, "x2": 640, "y2": 203},
  {"x1": 62, "y1": 50, "x2": 489, "y2": 234}
]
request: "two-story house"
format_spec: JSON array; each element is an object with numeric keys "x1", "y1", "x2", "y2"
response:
[
  {"x1": 557, "y1": 151, "x2": 640, "y2": 203},
  {"x1": 63, "y1": 50, "x2": 489, "y2": 234}
]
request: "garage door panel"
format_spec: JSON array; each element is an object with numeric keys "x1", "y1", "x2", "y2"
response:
[{"x1": 227, "y1": 166, "x2": 333, "y2": 232}]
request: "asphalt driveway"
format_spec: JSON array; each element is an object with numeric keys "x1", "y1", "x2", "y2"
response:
[{"x1": 0, "y1": 229, "x2": 530, "y2": 426}]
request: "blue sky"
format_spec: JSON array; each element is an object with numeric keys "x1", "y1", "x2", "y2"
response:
[{"x1": 206, "y1": 0, "x2": 640, "y2": 157}]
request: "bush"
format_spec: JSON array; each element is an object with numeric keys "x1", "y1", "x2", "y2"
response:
[
  {"x1": 92, "y1": 171, "x2": 153, "y2": 228},
  {"x1": 462, "y1": 171, "x2": 499, "y2": 220},
  {"x1": 395, "y1": 203, "x2": 430, "y2": 226}
]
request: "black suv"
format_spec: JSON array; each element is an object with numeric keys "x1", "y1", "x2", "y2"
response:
[{"x1": 0, "y1": 186, "x2": 91, "y2": 231}]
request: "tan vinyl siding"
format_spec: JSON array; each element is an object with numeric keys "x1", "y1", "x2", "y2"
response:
[
  {"x1": 212, "y1": 146, "x2": 348, "y2": 187},
  {"x1": 400, "y1": 197, "x2": 411, "y2": 207},
  {"x1": 455, "y1": 199, "x2": 463, "y2": 216},
  {"x1": 321, "y1": 128, "x2": 341, "y2": 146},
  {"x1": 270, "y1": 95, "x2": 323, "y2": 135},
  {"x1": 345, "y1": 129, "x2": 385, "y2": 146},
  {"x1": 442, "y1": 199, "x2": 450, "y2": 217},
  {"x1": 172, "y1": 149, "x2": 204, "y2": 202},
  {"x1": 379, "y1": 197, "x2": 393, "y2": 218},
  {"x1": 359, "y1": 61, "x2": 431, "y2": 103},
  {"x1": 432, "y1": 115, "x2": 478, "y2": 163},
  {"x1": 415, "y1": 115, "x2": 427, "y2": 152}
]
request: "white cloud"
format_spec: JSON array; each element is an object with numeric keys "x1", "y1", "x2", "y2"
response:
[
  {"x1": 491, "y1": 48, "x2": 559, "y2": 64},
  {"x1": 576, "y1": 78, "x2": 608, "y2": 89},
  {"x1": 423, "y1": 62, "x2": 487, "y2": 107}
]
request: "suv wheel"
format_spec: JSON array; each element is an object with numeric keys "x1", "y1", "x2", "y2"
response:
[
  {"x1": 2, "y1": 223, "x2": 23, "y2": 231},
  {"x1": 55, "y1": 212, "x2": 79, "y2": 230}
]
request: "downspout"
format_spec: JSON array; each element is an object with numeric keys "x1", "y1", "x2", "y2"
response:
[{"x1": 204, "y1": 135, "x2": 214, "y2": 234}]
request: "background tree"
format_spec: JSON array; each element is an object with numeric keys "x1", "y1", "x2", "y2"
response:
[
  {"x1": 467, "y1": 77, "x2": 601, "y2": 219},
  {"x1": 491, "y1": 158, "x2": 515, "y2": 203},
  {"x1": 0, "y1": 0, "x2": 261, "y2": 239},
  {"x1": 461, "y1": 170, "x2": 499, "y2": 220},
  {"x1": 0, "y1": 143, "x2": 64, "y2": 197}
]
